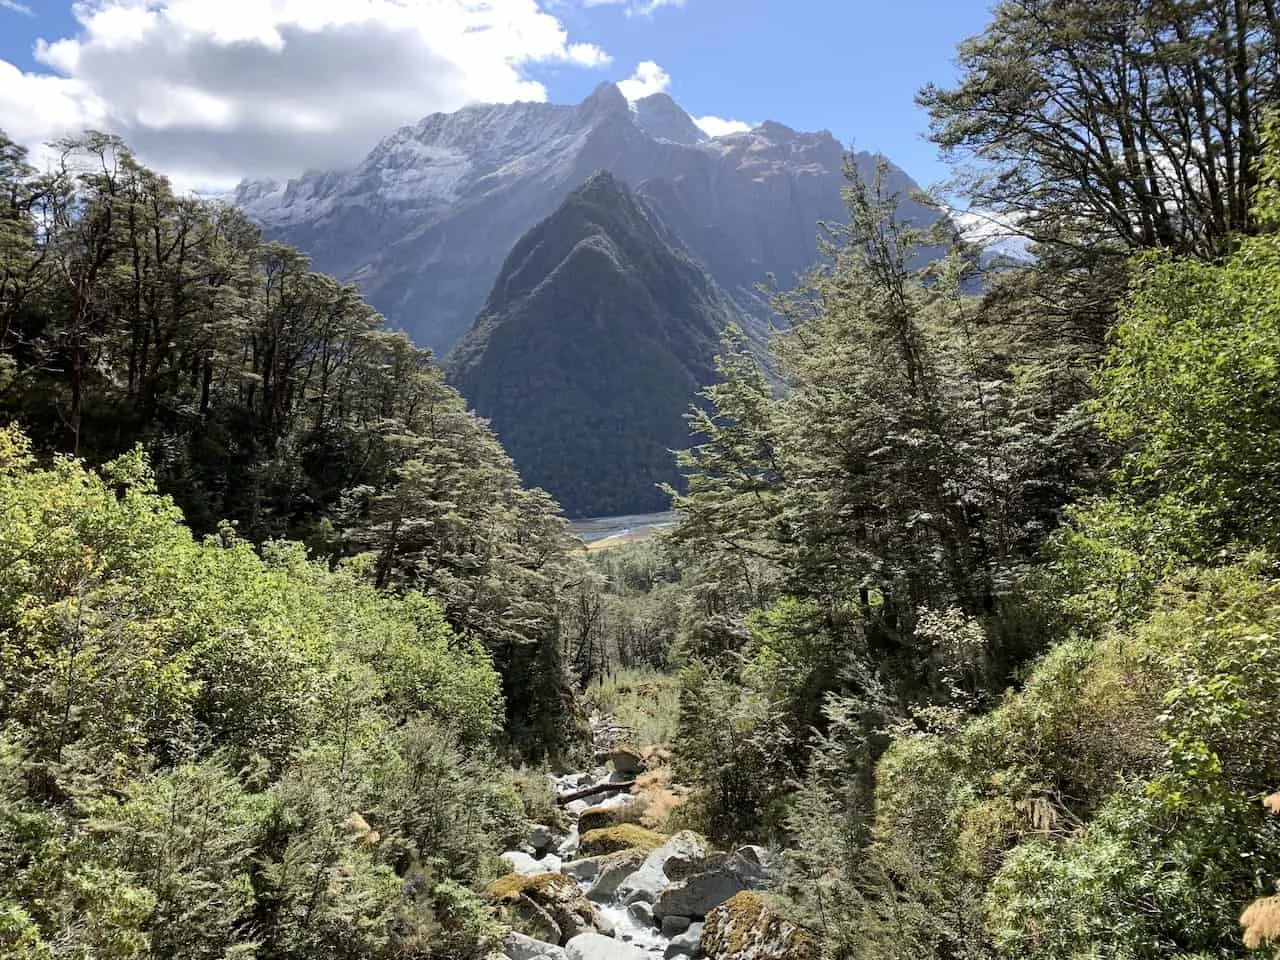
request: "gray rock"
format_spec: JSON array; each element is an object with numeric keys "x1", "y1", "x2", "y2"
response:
[
  {"x1": 560, "y1": 856, "x2": 603, "y2": 882},
  {"x1": 565, "y1": 932, "x2": 648, "y2": 960},
  {"x1": 618, "y1": 832, "x2": 712, "y2": 905},
  {"x1": 566, "y1": 800, "x2": 591, "y2": 817},
  {"x1": 626, "y1": 901, "x2": 653, "y2": 927},
  {"x1": 557, "y1": 826, "x2": 580, "y2": 859},
  {"x1": 501, "y1": 851, "x2": 545, "y2": 876},
  {"x1": 504, "y1": 931, "x2": 569, "y2": 960},
  {"x1": 540, "y1": 853, "x2": 564, "y2": 873},
  {"x1": 653, "y1": 871, "x2": 750, "y2": 920},
  {"x1": 608, "y1": 747, "x2": 646, "y2": 776},
  {"x1": 663, "y1": 923, "x2": 703, "y2": 958},
  {"x1": 507, "y1": 894, "x2": 563, "y2": 945},
  {"x1": 660, "y1": 915, "x2": 692, "y2": 938},
  {"x1": 587, "y1": 851, "x2": 648, "y2": 902},
  {"x1": 733, "y1": 845, "x2": 768, "y2": 869},
  {"x1": 530, "y1": 824, "x2": 554, "y2": 853}
]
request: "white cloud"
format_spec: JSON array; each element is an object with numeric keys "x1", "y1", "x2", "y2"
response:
[
  {"x1": 694, "y1": 115, "x2": 752, "y2": 138},
  {"x1": 616, "y1": 60, "x2": 670, "y2": 101},
  {"x1": 0, "y1": 1, "x2": 33, "y2": 15},
  {"x1": 581, "y1": 0, "x2": 684, "y2": 17},
  {"x1": 0, "y1": 0, "x2": 613, "y2": 190}
]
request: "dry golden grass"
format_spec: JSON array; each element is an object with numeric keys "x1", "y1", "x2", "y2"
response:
[
  {"x1": 631, "y1": 766, "x2": 690, "y2": 830},
  {"x1": 1242, "y1": 895, "x2": 1280, "y2": 949}
]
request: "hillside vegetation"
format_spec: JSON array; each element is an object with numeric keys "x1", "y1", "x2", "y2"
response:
[{"x1": 2, "y1": 0, "x2": 1280, "y2": 958}]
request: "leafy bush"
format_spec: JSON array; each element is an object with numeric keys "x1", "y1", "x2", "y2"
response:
[{"x1": 0, "y1": 430, "x2": 520, "y2": 958}]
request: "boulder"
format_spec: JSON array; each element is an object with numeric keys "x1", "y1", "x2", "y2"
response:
[
  {"x1": 507, "y1": 895, "x2": 562, "y2": 945},
  {"x1": 530, "y1": 823, "x2": 554, "y2": 854},
  {"x1": 504, "y1": 931, "x2": 570, "y2": 960},
  {"x1": 502, "y1": 850, "x2": 546, "y2": 876},
  {"x1": 609, "y1": 746, "x2": 646, "y2": 776},
  {"x1": 653, "y1": 870, "x2": 751, "y2": 921},
  {"x1": 586, "y1": 849, "x2": 648, "y2": 901},
  {"x1": 660, "y1": 915, "x2": 692, "y2": 938},
  {"x1": 565, "y1": 932, "x2": 648, "y2": 960},
  {"x1": 627, "y1": 901, "x2": 654, "y2": 927},
  {"x1": 486, "y1": 873, "x2": 611, "y2": 945},
  {"x1": 663, "y1": 922, "x2": 703, "y2": 959},
  {"x1": 566, "y1": 799, "x2": 591, "y2": 817},
  {"x1": 617, "y1": 831, "x2": 712, "y2": 905},
  {"x1": 560, "y1": 856, "x2": 604, "y2": 882},
  {"x1": 579, "y1": 824, "x2": 668, "y2": 858},
  {"x1": 657, "y1": 832, "x2": 717, "y2": 883},
  {"x1": 732, "y1": 846, "x2": 769, "y2": 870},
  {"x1": 701, "y1": 892, "x2": 819, "y2": 960},
  {"x1": 555, "y1": 772, "x2": 595, "y2": 793},
  {"x1": 577, "y1": 797, "x2": 639, "y2": 835}
]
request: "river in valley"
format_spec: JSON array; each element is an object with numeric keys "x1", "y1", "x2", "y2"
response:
[{"x1": 569, "y1": 512, "x2": 676, "y2": 548}]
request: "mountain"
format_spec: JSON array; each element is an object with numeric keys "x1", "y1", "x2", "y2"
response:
[
  {"x1": 446, "y1": 172, "x2": 735, "y2": 518},
  {"x1": 234, "y1": 83, "x2": 938, "y2": 356}
]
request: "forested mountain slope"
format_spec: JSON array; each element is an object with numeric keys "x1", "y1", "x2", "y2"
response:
[{"x1": 447, "y1": 172, "x2": 736, "y2": 517}]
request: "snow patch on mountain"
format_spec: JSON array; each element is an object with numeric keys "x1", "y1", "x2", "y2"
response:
[{"x1": 953, "y1": 208, "x2": 1036, "y2": 264}]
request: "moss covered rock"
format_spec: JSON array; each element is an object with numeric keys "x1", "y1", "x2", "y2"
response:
[
  {"x1": 702, "y1": 892, "x2": 819, "y2": 960},
  {"x1": 577, "y1": 801, "x2": 639, "y2": 835},
  {"x1": 485, "y1": 872, "x2": 609, "y2": 945},
  {"x1": 578, "y1": 824, "x2": 668, "y2": 857}
]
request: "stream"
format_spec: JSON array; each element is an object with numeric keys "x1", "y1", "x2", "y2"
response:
[{"x1": 497, "y1": 723, "x2": 775, "y2": 960}]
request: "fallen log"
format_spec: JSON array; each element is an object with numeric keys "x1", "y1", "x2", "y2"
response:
[{"x1": 556, "y1": 779, "x2": 636, "y2": 805}]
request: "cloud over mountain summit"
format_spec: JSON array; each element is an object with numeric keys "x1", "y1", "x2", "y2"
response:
[{"x1": 0, "y1": 0, "x2": 614, "y2": 189}]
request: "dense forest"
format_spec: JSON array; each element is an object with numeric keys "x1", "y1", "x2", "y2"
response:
[{"x1": 3, "y1": 0, "x2": 1280, "y2": 958}]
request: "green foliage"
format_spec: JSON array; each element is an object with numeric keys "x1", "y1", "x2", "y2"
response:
[
  {"x1": 562, "y1": 539, "x2": 688, "y2": 688},
  {"x1": 583, "y1": 669, "x2": 681, "y2": 748},
  {"x1": 0, "y1": 131, "x2": 581, "y2": 759},
  {"x1": 0, "y1": 433, "x2": 522, "y2": 958},
  {"x1": 672, "y1": 661, "x2": 798, "y2": 844},
  {"x1": 982, "y1": 564, "x2": 1280, "y2": 959},
  {"x1": 785, "y1": 563, "x2": 1280, "y2": 959},
  {"x1": 1050, "y1": 142, "x2": 1280, "y2": 636}
]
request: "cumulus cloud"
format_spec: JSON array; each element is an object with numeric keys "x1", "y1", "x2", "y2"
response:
[
  {"x1": 0, "y1": 0, "x2": 613, "y2": 190},
  {"x1": 616, "y1": 60, "x2": 670, "y2": 101},
  {"x1": 694, "y1": 115, "x2": 752, "y2": 138}
]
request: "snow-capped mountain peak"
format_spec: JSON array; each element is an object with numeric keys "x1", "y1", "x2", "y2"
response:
[{"x1": 232, "y1": 85, "x2": 936, "y2": 354}]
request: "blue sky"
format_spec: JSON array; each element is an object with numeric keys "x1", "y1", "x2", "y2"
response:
[{"x1": 0, "y1": 0, "x2": 994, "y2": 190}]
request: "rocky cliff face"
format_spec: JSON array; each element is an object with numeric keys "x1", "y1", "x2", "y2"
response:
[
  {"x1": 445, "y1": 172, "x2": 735, "y2": 517},
  {"x1": 234, "y1": 83, "x2": 937, "y2": 355}
]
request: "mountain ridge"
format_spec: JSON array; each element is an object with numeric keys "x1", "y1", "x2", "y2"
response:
[{"x1": 233, "y1": 82, "x2": 936, "y2": 355}]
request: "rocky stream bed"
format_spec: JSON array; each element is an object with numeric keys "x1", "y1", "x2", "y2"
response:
[{"x1": 487, "y1": 727, "x2": 819, "y2": 960}]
